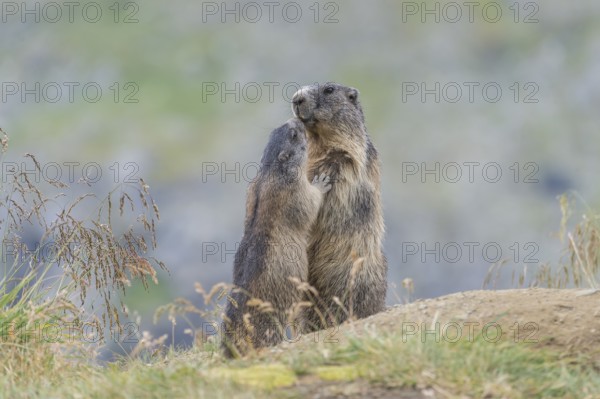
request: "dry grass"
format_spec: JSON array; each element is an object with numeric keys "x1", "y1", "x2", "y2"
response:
[
  {"x1": 484, "y1": 193, "x2": 600, "y2": 290},
  {"x1": 0, "y1": 129, "x2": 166, "y2": 386}
]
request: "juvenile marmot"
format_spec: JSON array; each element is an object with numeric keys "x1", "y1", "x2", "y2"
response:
[
  {"x1": 292, "y1": 82, "x2": 387, "y2": 330},
  {"x1": 222, "y1": 118, "x2": 331, "y2": 358}
]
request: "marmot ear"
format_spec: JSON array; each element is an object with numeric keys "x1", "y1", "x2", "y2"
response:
[
  {"x1": 278, "y1": 151, "x2": 290, "y2": 162},
  {"x1": 348, "y1": 88, "x2": 359, "y2": 103}
]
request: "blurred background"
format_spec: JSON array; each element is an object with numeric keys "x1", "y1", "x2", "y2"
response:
[{"x1": 1, "y1": 0, "x2": 599, "y2": 351}]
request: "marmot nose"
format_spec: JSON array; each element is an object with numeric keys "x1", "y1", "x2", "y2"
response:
[{"x1": 292, "y1": 93, "x2": 305, "y2": 106}]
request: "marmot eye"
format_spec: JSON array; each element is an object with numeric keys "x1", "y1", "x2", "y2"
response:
[
  {"x1": 291, "y1": 130, "x2": 298, "y2": 139},
  {"x1": 324, "y1": 86, "x2": 334, "y2": 95}
]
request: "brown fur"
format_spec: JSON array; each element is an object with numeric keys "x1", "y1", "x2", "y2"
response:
[
  {"x1": 222, "y1": 118, "x2": 331, "y2": 357},
  {"x1": 292, "y1": 82, "x2": 387, "y2": 330}
]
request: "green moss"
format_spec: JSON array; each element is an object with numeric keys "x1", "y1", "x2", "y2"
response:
[
  {"x1": 313, "y1": 365, "x2": 361, "y2": 381},
  {"x1": 207, "y1": 364, "x2": 297, "y2": 390}
]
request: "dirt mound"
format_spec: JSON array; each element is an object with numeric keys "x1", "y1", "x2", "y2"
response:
[{"x1": 283, "y1": 288, "x2": 600, "y2": 359}]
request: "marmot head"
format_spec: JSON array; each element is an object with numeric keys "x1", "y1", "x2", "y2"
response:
[
  {"x1": 291, "y1": 82, "x2": 365, "y2": 137},
  {"x1": 260, "y1": 118, "x2": 308, "y2": 178}
]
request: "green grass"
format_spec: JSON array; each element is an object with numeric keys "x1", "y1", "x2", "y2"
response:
[{"x1": 2, "y1": 329, "x2": 599, "y2": 399}]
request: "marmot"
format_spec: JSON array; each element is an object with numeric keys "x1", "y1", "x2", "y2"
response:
[
  {"x1": 222, "y1": 118, "x2": 331, "y2": 358},
  {"x1": 291, "y1": 82, "x2": 387, "y2": 330}
]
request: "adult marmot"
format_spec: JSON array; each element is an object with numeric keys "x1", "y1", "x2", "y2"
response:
[
  {"x1": 222, "y1": 118, "x2": 331, "y2": 357},
  {"x1": 292, "y1": 82, "x2": 387, "y2": 330}
]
